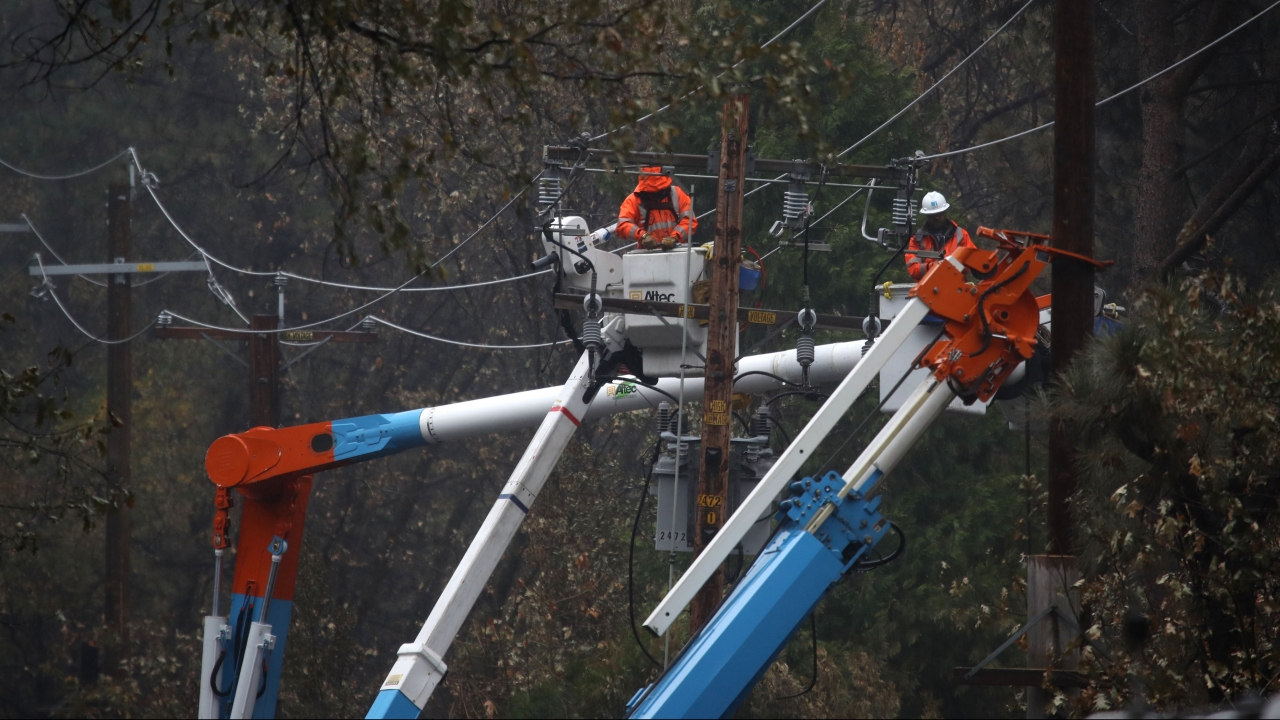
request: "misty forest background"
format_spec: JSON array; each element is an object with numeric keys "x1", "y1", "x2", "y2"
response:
[{"x1": 2, "y1": 0, "x2": 1279, "y2": 717}]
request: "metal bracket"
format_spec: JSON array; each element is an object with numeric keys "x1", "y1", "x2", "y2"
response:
[{"x1": 962, "y1": 603, "x2": 1105, "y2": 681}]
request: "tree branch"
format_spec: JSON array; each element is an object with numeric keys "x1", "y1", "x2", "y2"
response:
[{"x1": 1158, "y1": 142, "x2": 1280, "y2": 280}]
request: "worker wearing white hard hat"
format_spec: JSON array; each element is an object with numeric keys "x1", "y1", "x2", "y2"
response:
[{"x1": 904, "y1": 191, "x2": 976, "y2": 281}]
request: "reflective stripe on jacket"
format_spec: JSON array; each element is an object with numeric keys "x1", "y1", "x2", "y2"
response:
[
  {"x1": 905, "y1": 221, "x2": 976, "y2": 281},
  {"x1": 616, "y1": 173, "x2": 696, "y2": 243}
]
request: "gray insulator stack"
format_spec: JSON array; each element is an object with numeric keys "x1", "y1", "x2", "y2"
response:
[
  {"x1": 581, "y1": 315, "x2": 603, "y2": 352},
  {"x1": 751, "y1": 408, "x2": 771, "y2": 439},
  {"x1": 783, "y1": 190, "x2": 810, "y2": 229},
  {"x1": 796, "y1": 333, "x2": 815, "y2": 370},
  {"x1": 656, "y1": 402, "x2": 672, "y2": 435},
  {"x1": 538, "y1": 175, "x2": 563, "y2": 209},
  {"x1": 892, "y1": 196, "x2": 914, "y2": 231}
]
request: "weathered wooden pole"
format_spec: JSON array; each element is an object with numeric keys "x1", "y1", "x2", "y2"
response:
[
  {"x1": 689, "y1": 94, "x2": 749, "y2": 632},
  {"x1": 1035, "y1": 0, "x2": 1095, "y2": 714},
  {"x1": 105, "y1": 182, "x2": 132, "y2": 665},
  {"x1": 249, "y1": 315, "x2": 280, "y2": 427},
  {"x1": 1048, "y1": 0, "x2": 1095, "y2": 555}
]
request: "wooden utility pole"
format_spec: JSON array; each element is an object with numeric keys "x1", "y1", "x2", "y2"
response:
[
  {"x1": 105, "y1": 182, "x2": 132, "y2": 661},
  {"x1": 1036, "y1": 2, "x2": 1095, "y2": 715},
  {"x1": 690, "y1": 94, "x2": 749, "y2": 632},
  {"x1": 249, "y1": 315, "x2": 281, "y2": 427},
  {"x1": 1047, "y1": 0, "x2": 1096, "y2": 555}
]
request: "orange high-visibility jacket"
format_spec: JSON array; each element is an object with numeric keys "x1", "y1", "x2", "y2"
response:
[
  {"x1": 905, "y1": 220, "x2": 976, "y2": 280},
  {"x1": 615, "y1": 169, "x2": 697, "y2": 244}
]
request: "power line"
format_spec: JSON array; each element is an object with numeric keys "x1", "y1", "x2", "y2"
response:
[
  {"x1": 837, "y1": 0, "x2": 1040, "y2": 159},
  {"x1": 21, "y1": 214, "x2": 193, "y2": 288},
  {"x1": 33, "y1": 256, "x2": 157, "y2": 345},
  {"x1": 0, "y1": 148, "x2": 133, "y2": 181},
  {"x1": 590, "y1": 0, "x2": 832, "y2": 142},
  {"x1": 370, "y1": 316, "x2": 570, "y2": 349},
  {"x1": 757, "y1": 187, "x2": 867, "y2": 261},
  {"x1": 278, "y1": 267, "x2": 554, "y2": 293},
  {"x1": 918, "y1": 0, "x2": 1280, "y2": 161},
  {"x1": 133, "y1": 147, "x2": 540, "y2": 285},
  {"x1": 22, "y1": 215, "x2": 107, "y2": 287}
]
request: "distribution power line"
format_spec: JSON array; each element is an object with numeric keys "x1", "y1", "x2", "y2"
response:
[
  {"x1": 370, "y1": 316, "x2": 571, "y2": 350},
  {"x1": 837, "y1": 0, "x2": 1040, "y2": 159},
  {"x1": 590, "y1": 0, "x2": 832, "y2": 142},
  {"x1": 917, "y1": 0, "x2": 1280, "y2": 161},
  {"x1": 32, "y1": 255, "x2": 157, "y2": 345}
]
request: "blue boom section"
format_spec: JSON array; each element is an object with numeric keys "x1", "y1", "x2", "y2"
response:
[
  {"x1": 367, "y1": 689, "x2": 422, "y2": 719},
  {"x1": 628, "y1": 471, "x2": 890, "y2": 719},
  {"x1": 224, "y1": 593, "x2": 294, "y2": 719},
  {"x1": 332, "y1": 410, "x2": 425, "y2": 462}
]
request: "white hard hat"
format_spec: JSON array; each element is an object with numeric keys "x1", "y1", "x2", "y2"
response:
[{"x1": 920, "y1": 191, "x2": 950, "y2": 215}]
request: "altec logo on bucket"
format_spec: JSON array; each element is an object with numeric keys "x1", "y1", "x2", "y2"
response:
[{"x1": 629, "y1": 290, "x2": 676, "y2": 302}]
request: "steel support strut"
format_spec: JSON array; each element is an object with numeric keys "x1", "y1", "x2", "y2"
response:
[{"x1": 367, "y1": 351, "x2": 595, "y2": 719}]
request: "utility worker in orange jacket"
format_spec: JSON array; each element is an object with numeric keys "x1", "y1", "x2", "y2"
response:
[
  {"x1": 904, "y1": 191, "x2": 977, "y2": 281},
  {"x1": 615, "y1": 167, "x2": 697, "y2": 250}
]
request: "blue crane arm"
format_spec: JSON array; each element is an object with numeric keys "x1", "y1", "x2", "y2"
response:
[{"x1": 626, "y1": 470, "x2": 891, "y2": 719}]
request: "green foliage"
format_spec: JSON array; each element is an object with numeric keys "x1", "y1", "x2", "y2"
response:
[
  {"x1": 0, "y1": 318, "x2": 121, "y2": 554},
  {"x1": 1052, "y1": 273, "x2": 1280, "y2": 712}
]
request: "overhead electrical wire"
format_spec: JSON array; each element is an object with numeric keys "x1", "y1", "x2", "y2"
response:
[
  {"x1": 131, "y1": 148, "x2": 542, "y2": 288},
  {"x1": 33, "y1": 256, "x2": 157, "y2": 345},
  {"x1": 22, "y1": 215, "x2": 107, "y2": 287},
  {"x1": 22, "y1": 214, "x2": 194, "y2": 288},
  {"x1": 695, "y1": 0, "x2": 1033, "y2": 224},
  {"x1": 7, "y1": 145, "x2": 551, "y2": 341},
  {"x1": 369, "y1": 316, "x2": 570, "y2": 349},
  {"x1": 757, "y1": 187, "x2": 867, "y2": 262},
  {"x1": 0, "y1": 148, "x2": 133, "y2": 181},
  {"x1": 918, "y1": 0, "x2": 1280, "y2": 161},
  {"x1": 836, "y1": 0, "x2": 1040, "y2": 159},
  {"x1": 590, "y1": 0, "x2": 832, "y2": 142}
]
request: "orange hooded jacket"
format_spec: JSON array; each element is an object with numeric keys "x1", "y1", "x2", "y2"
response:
[
  {"x1": 905, "y1": 220, "x2": 976, "y2": 281},
  {"x1": 615, "y1": 168, "x2": 697, "y2": 244}
]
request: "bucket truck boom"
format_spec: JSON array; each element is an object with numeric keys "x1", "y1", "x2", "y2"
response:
[
  {"x1": 196, "y1": 336, "x2": 868, "y2": 718},
  {"x1": 628, "y1": 228, "x2": 1107, "y2": 718}
]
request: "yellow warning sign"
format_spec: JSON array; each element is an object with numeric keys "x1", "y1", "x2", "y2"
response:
[
  {"x1": 747, "y1": 310, "x2": 777, "y2": 324},
  {"x1": 703, "y1": 411, "x2": 729, "y2": 426},
  {"x1": 709, "y1": 400, "x2": 727, "y2": 413},
  {"x1": 283, "y1": 331, "x2": 315, "y2": 342},
  {"x1": 137, "y1": 263, "x2": 155, "y2": 272}
]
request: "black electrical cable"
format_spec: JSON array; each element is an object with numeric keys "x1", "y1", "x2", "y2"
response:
[
  {"x1": 967, "y1": 260, "x2": 1030, "y2": 358},
  {"x1": 851, "y1": 522, "x2": 907, "y2": 570},
  {"x1": 778, "y1": 612, "x2": 819, "y2": 700},
  {"x1": 764, "y1": 389, "x2": 830, "y2": 405},
  {"x1": 771, "y1": 415, "x2": 793, "y2": 446},
  {"x1": 734, "y1": 370, "x2": 805, "y2": 389},
  {"x1": 734, "y1": 411, "x2": 753, "y2": 435},
  {"x1": 232, "y1": 598, "x2": 252, "y2": 683},
  {"x1": 210, "y1": 650, "x2": 230, "y2": 696},
  {"x1": 256, "y1": 655, "x2": 268, "y2": 698},
  {"x1": 628, "y1": 441, "x2": 665, "y2": 668}
]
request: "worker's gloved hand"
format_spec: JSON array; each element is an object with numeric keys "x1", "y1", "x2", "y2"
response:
[
  {"x1": 660, "y1": 235, "x2": 676, "y2": 250},
  {"x1": 640, "y1": 233, "x2": 659, "y2": 250}
]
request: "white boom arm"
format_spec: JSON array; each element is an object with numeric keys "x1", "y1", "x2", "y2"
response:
[
  {"x1": 416, "y1": 339, "x2": 866, "y2": 444},
  {"x1": 367, "y1": 351, "x2": 595, "y2": 719}
]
